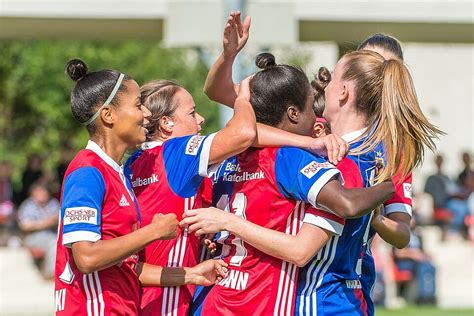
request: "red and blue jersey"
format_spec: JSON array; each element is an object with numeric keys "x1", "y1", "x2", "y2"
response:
[
  {"x1": 125, "y1": 134, "x2": 216, "y2": 316},
  {"x1": 55, "y1": 140, "x2": 142, "y2": 316},
  {"x1": 192, "y1": 146, "x2": 341, "y2": 316},
  {"x1": 295, "y1": 129, "x2": 412, "y2": 316}
]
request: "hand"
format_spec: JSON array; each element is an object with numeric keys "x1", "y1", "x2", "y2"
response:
[
  {"x1": 188, "y1": 259, "x2": 228, "y2": 285},
  {"x1": 201, "y1": 234, "x2": 217, "y2": 255},
  {"x1": 151, "y1": 213, "x2": 178, "y2": 240},
  {"x1": 236, "y1": 75, "x2": 253, "y2": 101},
  {"x1": 180, "y1": 207, "x2": 230, "y2": 236},
  {"x1": 307, "y1": 134, "x2": 349, "y2": 165},
  {"x1": 223, "y1": 11, "x2": 251, "y2": 59},
  {"x1": 370, "y1": 206, "x2": 383, "y2": 228}
]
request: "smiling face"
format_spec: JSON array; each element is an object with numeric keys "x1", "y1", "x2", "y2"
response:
[
  {"x1": 169, "y1": 88, "x2": 205, "y2": 137},
  {"x1": 112, "y1": 80, "x2": 151, "y2": 146}
]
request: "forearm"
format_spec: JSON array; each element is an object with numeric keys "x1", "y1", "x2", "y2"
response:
[
  {"x1": 227, "y1": 215, "x2": 326, "y2": 267},
  {"x1": 372, "y1": 212, "x2": 411, "y2": 248},
  {"x1": 209, "y1": 98, "x2": 256, "y2": 164},
  {"x1": 204, "y1": 53, "x2": 238, "y2": 107},
  {"x1": 72, "y1": 225, "x2": 158, "y2": 274},
  {"x1": 254, "y1": 123, "x2": 311, "y2": 148},
  {"x1": 138, "y1": 263, "x2": 196, "y2": 287}
]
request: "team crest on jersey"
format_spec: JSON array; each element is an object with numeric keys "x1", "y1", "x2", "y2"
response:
[
  {"x1": 300, "y1": 161, "x2": 332, "y2": 179},
  {"x1": 119, "y1": 194, "x2": 130, "y2": 207},
  {"x1": 186, "y1": 135, "x2": 205, "y2": 156},
  {"x1": 63, "y1": 207, "x2": 98, "y2": 225},
  {"x1": 403, "y1": 183, "x2": 412, "y2": 199}
]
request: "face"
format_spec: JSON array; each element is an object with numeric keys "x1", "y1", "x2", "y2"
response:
[
  {"x1": 298, "y1": 92, "x2": 317, "y2": 137},
  {"x1": 169, "y1": 88, "x2": 205, "y2": 137},
  {"x1": 323, "y1": 57, "x2": 347, "y2": 122},
  {"x1": 112, "y1": 80, "x2": 151, "y2": 146},
  {"x1": 31, "y1": 186, "x2": 50, "y2": 205}
]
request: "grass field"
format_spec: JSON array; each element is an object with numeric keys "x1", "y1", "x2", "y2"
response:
[{"x1": 378, "y1": 305, "x2": 474, "y2": 316}]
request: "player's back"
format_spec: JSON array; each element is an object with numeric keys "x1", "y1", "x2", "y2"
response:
[{"x1": 200, "y1": 147, "x2": 305, "y2": 316}]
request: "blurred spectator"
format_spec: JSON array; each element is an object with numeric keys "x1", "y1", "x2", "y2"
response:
[
  {"x1": 0, "y1": 160, "x2": 15, "y2": 245},
  {"x1": 457, "y1": 151, "x2": 472, "y2": 186},
  {"x1": 17, "y1": 182, "x2": 58, "y2": 279},
  {"x1": 18, "y1": 154, "x2": 44, "y2": 204},
  {"x1": 424, "y1": 154, "x2": 469, "y2": 239},
  {"x1": 56, "y1": 142, "x2": 74, "y2": 188},
  {"x1": 393, "y1": 216, "x2": 436, "y2": 304}
]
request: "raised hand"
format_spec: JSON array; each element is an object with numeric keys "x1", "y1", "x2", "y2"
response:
[
  {"x1": 307, "y1": 134, "x2": 349, "y2": 165},
  {"x1": 223, "y1": 11, "x2": 251, "y2": 59},
  {"x1": 236, "y1": 75, "x2": 253, "y2": 101},
  {"x1": 151, "y1": 213, "x2": 179, "y2": 240}
]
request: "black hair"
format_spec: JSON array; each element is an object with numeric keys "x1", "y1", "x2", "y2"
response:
[
  {"x1": 65, "y1": 59, "x2": 131, "y2": 134},
  {"x1": 357, "y1": 33, "x2": 404, "y2": 61},
  {"x1": 250, "y1": 53, "x2": 311, "y2": 127}
]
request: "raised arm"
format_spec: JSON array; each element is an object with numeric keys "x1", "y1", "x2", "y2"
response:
[
  {"x1": 208, "y1": 75, "x2": 256, "y2": 164},
  {"x1": 204, "y1": 12, "x2": 250, "y2": 107},
  {"x1": 371, "y1": 211, "x2": 411, "y2": 248}
]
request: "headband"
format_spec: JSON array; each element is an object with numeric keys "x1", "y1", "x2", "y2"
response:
[{"x1": 83, "y1": 73, "x2": 125, "y2": 126}]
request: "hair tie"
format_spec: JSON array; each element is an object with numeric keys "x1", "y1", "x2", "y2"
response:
[{"x1": 83, "y1": 73, "x2": 125, "y2": 126}]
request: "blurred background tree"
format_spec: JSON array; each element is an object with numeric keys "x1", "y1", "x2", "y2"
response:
[{"x1": 0, "y1": 40, "x2": 221, "y2": 186}]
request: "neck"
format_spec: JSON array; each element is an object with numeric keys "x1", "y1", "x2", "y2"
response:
[
  {"x1": 90, "y1": 134, "x2": 128, "y2": 164},
  {"x1": 329, "y1": 108, "x2": 367, "y2": 137}
]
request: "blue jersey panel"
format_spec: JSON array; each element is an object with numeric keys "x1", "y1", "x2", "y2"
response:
[
  {"x1": 61, "y1": 167, "x2": 105, "y2": 237},
  {"x1": 274, "y1": 147, "x2": 339, "y2": 205},
  {"x1": 163, "y1": 135, "x2": 210, "y2": 197}
]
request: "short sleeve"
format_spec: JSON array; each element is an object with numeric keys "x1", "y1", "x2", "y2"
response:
[
  {"x1": 163, "y1": 133, "x2": 217, "y2": 197},
  {"x1": 303, "y1": 207, "x2": 346, "y2": 236},
  {"x1": 275, "y1": 147, "x2": 341, "y2": 208},
  {"x1": 383, "y1": 171, "x2": 413, "y2": 217},
  {"x1": 61, "y1": 167, "x2": 105, "y2": 247}
]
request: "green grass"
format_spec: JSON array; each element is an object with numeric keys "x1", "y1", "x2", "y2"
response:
[{"x1": 377, "y1": 305, "x2": 474, "y2": 316}]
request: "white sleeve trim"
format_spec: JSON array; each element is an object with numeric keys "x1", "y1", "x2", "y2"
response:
[
  {"x1": 384, "y1": 203, "x2": 413, "y2": 217},
  {"x1": 307, "y1": 168, "x2": 341, "y2": 208},
  {"x1": 62, "y1": 230, "x2": 101, "y2": 248},
  {"x1": 303, "y1": 213, "x2": 344, "y2": 236},
  {"x1": 198, "y1": 133, "x2": 218, "y2": 177}
]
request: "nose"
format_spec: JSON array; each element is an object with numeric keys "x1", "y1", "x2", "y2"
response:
[
  {"x1": 196, "y1": 112, "x2": 205, "y2": 126},
  {"x1": 142, "y1": 105, "x2": 151, "y2": 119}
]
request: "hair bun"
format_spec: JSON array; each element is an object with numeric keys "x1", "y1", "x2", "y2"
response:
[
  {"x1": 255, "y1": 53, "x2": 276, "y2": 69},
  {"x1": 311, "y1": 67, "x2": 331, "y2": 93},
  {"x1": 65, "y1": 59, "x2": 88, "y2": 82}
]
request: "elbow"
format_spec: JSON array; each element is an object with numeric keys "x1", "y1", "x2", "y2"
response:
[
  {"x1": 334, "y1": 197, "x2": 358, "y2": 218},
  {"x1": 292, "y1": 249, "x2": 316, "y2": 267},
  {"x1": 233, "y1": 125, "x2": 257, "y2": 150},
  {"x1": 393, "y1": 232, "x2": 410, "y2": 249},
  {"x1": 74, "y1": 255, "x2": 99, "y2": 274}
]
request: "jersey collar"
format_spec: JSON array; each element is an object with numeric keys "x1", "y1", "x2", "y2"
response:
[
  {"x1": 341, "y1": 128, "x2": 367, "y2": 143},
  {"x1": 86, "y1": 140, "x2": 122, "y2": 173},
  {"x1": 141, "y1": 140, "x2": 163, "y2": 150}
]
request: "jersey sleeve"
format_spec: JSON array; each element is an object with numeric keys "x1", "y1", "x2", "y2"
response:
[
  {"x1": 163, "y1": 133, "x2": 217, "y2": 197},
  {"x1": 275, "y1": 147, "x2": 342, "y2": 208},
  {"x1": 383, "y1": 171, "x2": 413, "y2": 217},
  {"x1": 303, "y1": 207, "x2": 346, "y2": 236},
  {"x1": 60, "y1": 167, "x2": 105, "y2": 247}
]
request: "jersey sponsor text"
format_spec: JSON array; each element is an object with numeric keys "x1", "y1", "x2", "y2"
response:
[
  {"x1": 132, "y1": 174, "x2": 159, "y2": 187},
  {"x1": 63, "y1": 207, "x2": 98, "y2": 225},
  {"x1": 218, "y1": 269, "x2": 249, "y2": 290}
]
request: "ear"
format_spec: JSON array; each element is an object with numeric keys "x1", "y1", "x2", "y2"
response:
[
  {"x1": 100, "y1": 106, "x2": 115, "y2": 125},
  {"x1": 312, "y1": 122, "x2": 327, "y2": 138},
  {"x1": 158, "y1": 116, "x2": 174, "y2": 134},
  {"x1": 286, "y1": 106, "x2": 299, "y2": 124},
  {"x1": 339, "y1": 83, "x2": 350, "y2": 103}
]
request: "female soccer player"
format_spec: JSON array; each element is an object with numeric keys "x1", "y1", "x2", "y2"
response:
[
  {"x1": 54, "y1": 59, "x2": 228, "y2": 315},
  {"x1": 183, "y1": 15, "x2": 442, "y2": 316}
]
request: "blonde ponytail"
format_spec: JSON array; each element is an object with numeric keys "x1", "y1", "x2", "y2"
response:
[{"x1": 343, "y1": 51, "x2": 444, "y2": 183}]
